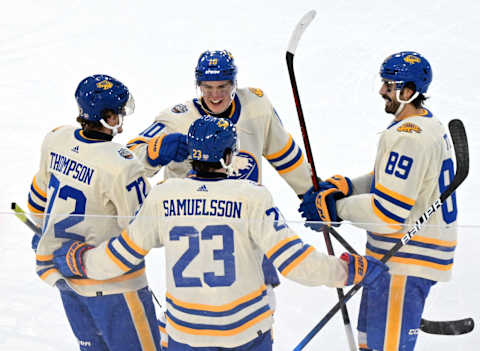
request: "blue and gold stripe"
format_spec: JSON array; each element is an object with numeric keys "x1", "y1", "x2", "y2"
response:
[
  {"x1": 166, "y1": 286, "x2": 267, "y2": 317},
  {"x1": 28, "y1": 194, "x2": 45, "y2": 214},
  {"x1": 127, "y1": 137, "x2": 148, "y2": 151},
  {"x1": 374, "y1": 184, "x2": 415, "y2": 211},
  {"x1": 278, "y1": 245, "x2": 314, "y2": 275},
  {"x1": 368, "y1": 232, "x2": 456, "y2": 252},
  {"x1": 366, "y1": 243, "x2": 453, "y2": 271},
  {"x1": 74, "y1": 129, "x2": 109, "y2": 144},
  {"x1": 165, "y1": 305, "x2": 272, "y2": 336}
]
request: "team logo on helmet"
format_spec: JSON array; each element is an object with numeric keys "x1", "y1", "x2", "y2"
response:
[
  {"x1": 96, "y1": 80, "x2": 114, "y2": 90},
  {"x1": 404, "y1": 55, "x2": 421, "y2": 64},
  {"x1": 249, "y1": 87, "x2": 264, "y2": 97},
  {"x1": 217, "y1": 120, "x2": 229, "y2": 129}
]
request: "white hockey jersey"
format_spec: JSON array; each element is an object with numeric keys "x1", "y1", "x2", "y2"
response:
[
  {"x1": 28, "y1": 125, "x2": 151, "y2": 296},
  {"x1": 127, "y1": 87, "x2": 313, "y2": 195},
  {"x1": 337, "y1": 109, "x2": 457, "y2": 281},
  {"x1": 82, "y1": 176, "x2": 348, "y2": 347}
]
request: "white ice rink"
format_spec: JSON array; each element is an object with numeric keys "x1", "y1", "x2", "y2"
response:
[{"x1": 1, "y1": 1, "x2": 479, "y2": 349}]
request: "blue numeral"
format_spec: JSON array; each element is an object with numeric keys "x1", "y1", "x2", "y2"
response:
[
  {"x1": 43, "y1": 174, "x2": 86, "y2": 241},
  {"x1": 202, "y1": 225, "x2": 235, "y2": 287},
  {"x1": 385, "y1": 151, "x2": 413, "y2": 179},
  {"x1": 266, "y1": 207, "x2": 287, "y2": 231},
  {"x1": 127, "y1": 177, "x2": 148, "y2": 205},
  {"x1": 170, "y1": 226, "x2": 202, "y2": 287},
  {"x1": 439, "y1": 158, "x2": 457, "y2": 224},
  {"x1": 139, "y1": 122, "x2": 165, "y2": 138},
  {"x1": 170, "y1": 225, "x2": 236, "y2": 288}
]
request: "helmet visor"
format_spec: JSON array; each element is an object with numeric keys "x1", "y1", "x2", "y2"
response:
[{"x1": 120, "y1": 94, "x2": 135, "y2": 117}]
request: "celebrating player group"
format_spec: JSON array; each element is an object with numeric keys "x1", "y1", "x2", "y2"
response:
[{"x1": 24, "y1": 46, "x2": 461, "y2": 351}]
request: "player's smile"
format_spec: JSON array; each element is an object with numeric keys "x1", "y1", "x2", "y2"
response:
[{"x1": 200, "y1": 80, "x2": 235, "y2": 114}]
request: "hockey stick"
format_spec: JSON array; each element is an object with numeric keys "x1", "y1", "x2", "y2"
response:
[
  {"x1": 294, "y1": 119, "x2": 470, "y2": 350},
  {"x1": 11, "y1": 202, "x2": 41, "y2": 234},
  {"x1": 318, "y1": 227, "x2": 475, "y2": 336},
  {"x1": 286, "y1": 10, "x2": 357, "y2": 351},
  {"x1": 420, "y1": 317, "x2": 474, "y2": 336}
]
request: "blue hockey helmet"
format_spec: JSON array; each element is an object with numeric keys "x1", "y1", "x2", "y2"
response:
[
  {"x1": 195, "y1": 50, "x2": 238, "y2": 83},
  {"x1": 380, "y1": 51, "x2": 432, "y2": 94},
  {"x1": 187, "y1": 116, "x2": 238, "y2": 163},
  {"x1": 75, "y1": 74, "x2": 134, "y2": 121}
]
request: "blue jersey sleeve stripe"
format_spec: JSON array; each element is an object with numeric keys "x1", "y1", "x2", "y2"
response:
[
  {"x1": 107, "y1": 239, "x2": 137, "y2": 270},
  {"x1": 373, "y1": 198, "x2": 405, "y2": 223},
  {"x1": 278, "y1": 244, "x2": 311, "y2": 274},
  {"x1": 268, "y1": 139, "x2": 296, "y2": 163},
  {"x1": 166, "y1": 290, "x2": 267, "y2": 317},
  {"x1": 367, "y1": 232, "x2": 456, "y2": 252},
  {"x1": 36, "y1": 259, "x2": 53, "y2": 266},
  {"x1": 30, "y1": 184, "x2": 47, "y2": 203},
  {"x1": 366, "y1": 243, "x2": 454, "y2": 266},
  {"x1": 374, "y1": 188, "x2": 413, "y2": 210},
  {"x1": 268, "y1": 238, "x2": 302, "y2": 263},
  {"x1": 118, "y1": 234, "x2": 146, "y2": 259},
  {"x1": 275, "y1": 149, "x2": 302, "y2": 171},
  {"x1": 165, "y1": 305, "x2": 270, "y2": 331},
  {"x1": 28, "y1": 194, "x2": 45, "y2": 212}
]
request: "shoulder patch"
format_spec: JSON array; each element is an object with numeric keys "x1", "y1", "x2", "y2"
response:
[
  {"x1": 117, "y1": 147, "x2": 135, "y2": 159},
  {"x1": 397, "y1": 122, "x2": 422, "y2": 134},
  {"x1": 171, "y1": 104, "x2": 188, "y2": 113},
  {"x1": 248, "y1": 87, "x2": 264, "y2": 97}
]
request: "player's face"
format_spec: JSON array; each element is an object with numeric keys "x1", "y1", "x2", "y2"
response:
[
  {"x1": 199, "y1": 80, "x2": 235, "y2": 114},
  {"x1": 379, "y1": 79, "x2": 401, "y2": 115},
  {"x1": 104, "y1": 110, "x2": 123, "y2": 134}
]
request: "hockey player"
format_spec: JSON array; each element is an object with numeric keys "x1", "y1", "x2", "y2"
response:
[
  {"x1": 127, "y1": 49, "x2": 313, "y2": 304},
  {"x1": 299, "y1": 52, "x2": 457, "y2": 351},
  {"x1": 52, "y1": 116, "x2": 388, "y2": 351},
  {"x1": 27, "y1": 74, "x2": 164, "y2": 350}
]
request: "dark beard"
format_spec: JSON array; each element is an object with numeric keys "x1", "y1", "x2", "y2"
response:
[{"x1": 383, "y1": 95, "x2": 400, "y2": 115}]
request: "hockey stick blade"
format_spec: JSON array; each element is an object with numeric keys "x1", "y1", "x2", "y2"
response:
[
  {"x1": 11, "y1": 202, "x2": 41, "y2": 234},
  {"x1": 421, "y1": 318, "x2": 474, "y2": 335},
  {"x1": 287, "y1": 10, "x2": 316, "y2": 55},
  {"x1": 442, "y1": 119, "x2": 469, "y2": 202}
]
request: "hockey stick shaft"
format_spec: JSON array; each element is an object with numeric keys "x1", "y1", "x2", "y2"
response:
[
  {"x1": 11, "y1": 202, "x2": 41, "y2": 234},
  {"x1": 286, "y1": 10, "x2": 356, "y2": 351},
  {"x1": 294, "y1": 119, "x2": 470, "y2": 350}
]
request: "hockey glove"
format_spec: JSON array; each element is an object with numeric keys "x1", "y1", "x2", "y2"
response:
[
  {"x1": 340, "y1": 253, "x2": 389, "y2": 287},
  {"x1": 298, "y1": 187, "x2": 343, "y2": 231},
  {"x1": 325, "y1": 175, "x2": 353, "y2": 197},
  {"x1": 53, "y1": 240, "x2": 93, "y2": 278},
  {"x1": 147, "y1": 133, "x2": 189, "y2": 167}
]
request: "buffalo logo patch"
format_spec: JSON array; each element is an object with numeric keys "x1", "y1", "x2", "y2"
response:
[
  {"x1": 171, "y1": 104, "x2": 188, "y2": 113},
  {"x1": 248, "y1": 87, "x2": 264, "y2": 97},
  {"x1": 397, "y1": 122, "x2": 422, "y2": 133}
]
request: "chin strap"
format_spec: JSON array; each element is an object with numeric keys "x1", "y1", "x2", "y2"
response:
[
  {"x1": 394, "y1": 90, "x2": 419, "y2": 116},
  {"x1": 220, "y1": 158, "x2": 234, "y2": 176},
  {"x1": 100, "y1": 115, "x2": 123, "y2": 136}
]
